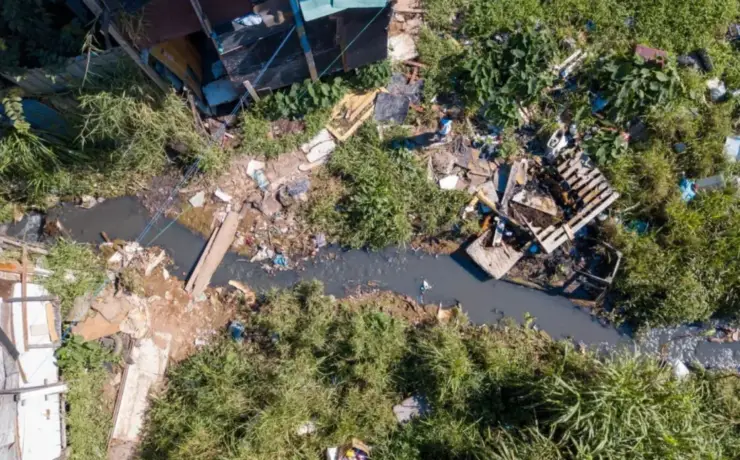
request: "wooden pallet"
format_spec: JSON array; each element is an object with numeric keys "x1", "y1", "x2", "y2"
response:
[{"x1": 528, "y1": 151, "x2": 619, "y2": 253}]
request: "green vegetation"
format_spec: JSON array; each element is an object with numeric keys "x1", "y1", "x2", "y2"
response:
[
  {"x1": 41, "y1": 239, "x2": 106, "y2": 315},
  {"x1": 0, "y1": 0, "x2": 87, "y2": 73},
  {"x1": 307, "y1": 124, "x2": 468, "y2": 249},
  {"x1": 142, "y1": 283, "x2": 740, "y2": 458},
  {"x1": 239, "y1": 109, "x2": 331, "y2": 159},
  {"x1": 57, "y1": 336, "x2": 118, "y2": 460},
  {"x1": 0, "y1": 68, "x2": 225, "y2": 205}
]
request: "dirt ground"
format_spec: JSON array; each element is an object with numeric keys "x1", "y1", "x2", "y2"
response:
[{"x1": 342, "y1": 286, "x2": 459, "y2": 325}]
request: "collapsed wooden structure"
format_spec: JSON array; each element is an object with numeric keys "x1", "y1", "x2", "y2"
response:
[{"x1": 466, "y1": 150, "x2": 620, "y2": 280}]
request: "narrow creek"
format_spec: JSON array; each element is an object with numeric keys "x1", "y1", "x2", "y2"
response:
[{"x1": 11, "y1": 197, "x2": 740, "y2": 370}]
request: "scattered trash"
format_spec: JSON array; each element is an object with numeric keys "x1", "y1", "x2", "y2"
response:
[
  {"x1": 296, "y1": 421, "x2": 317, "y2": 436},
  {"x1": 314, "y1": 233, "x2": 327, "y2": 249},
  {"x1": 420, "y1": 279, "x2": 432, "y2": 292},
  {"x1": 326, "y1": 438, "x2": 371, "y2": 460},
  {"x1": 250, "y1": 246, "x2": 275, "y2": 263},
  {"x1": 628, "y1": 220, "x2": 649, "y2": 235},
  {"x1": 144, "y1": 250, "x2": 166, "y2": 276},
  {"x1": 438, "y1": 175, "x2": 459, "y2": 190},
  {"x1": 301, "y1": 129, "x2": 333, "y2": 153},
  {"x1": 695, "y1": 174, "x2": 726, "y2": 192},
  {"x1": 229, "y1": 280, "x2": 256, "y2": 304},
  {"x1": 724, "y1": 135, "x2": 740, "y2": 162},
  {"x1": 252, "y1": 169, "x2": 270, "y2": 191},
  {"x1": 511, "y1": 190, "x2": 558, "y2": 216},
  {"x1": 545, "y1": 128, "x2": 568, "y2": 161},
  {"x1": 437, "y1": 117, "x2": 453, "y2": 138},
  {"x1": 672, "y1": 359, "x2": 690, "y2": 380},
  {"x1": 214, "y1": 188, "x2": 232, "y2": 203},
  {"x1": 287, "y1": 178, "x2": 311, "y2": 198},
  {"x1": 80, "y1": 195, "x2": 100, "y2": 209},
  {"x1": 695, "y1": 48, "x2": 713, "y2": 72},
  {"x1": 673, "y1": 142, "x2": 687, "y2": 154},
  {"x1": 327, "y1": 89, "x2": 382, "y2": 141},
  {"x1": 228, "y1": 321, "x2": 245, "y2": 342},
  {"x1": 374, "y1": 92, "x2": 410, "y2": 124},
  {"x1": 393, "y1": 395, "x2": 430, "y2": 423},
  {"x1": 635, "y1": 44, "x2": 667, "y2": 66},
  {"x1": 259, "y1": 193, "x2": 283, "y2": 216},
  {"x1": 189, "y1": 191, "x2": 206, "y2": 208},
  {"x1": 679, "y1": 177, "x2": 697, "y2": 202},
  {"x1": 591, "y1": 94, "x2": 608, "y2": 113},
  {"x1": 707, "y1": 78, "x2": 727, "y2": 102},
  {"x1": 246, "y1": 159, "x2": 266, "y2": 177},
  {"x1": 234, "y1": 13, "x2": 263, "y2": 26},
  {"x1": 388, "y1": 33, "x2": 418, "y2": 62},
  {"x1": 273, "y1": 254, "x2": 289, "y2": 267}
]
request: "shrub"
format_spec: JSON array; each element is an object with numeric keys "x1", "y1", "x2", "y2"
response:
[
  {"x1": 142, "y1": 283, "x2": 740, "y2": 459},
  {"x1": 308, "y1": 124, "x2": 467, "y2": 249}
]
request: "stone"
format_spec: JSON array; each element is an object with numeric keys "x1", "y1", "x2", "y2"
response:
[{"x1": 259, "y1": 193, "x2": 283, "y2": 217}]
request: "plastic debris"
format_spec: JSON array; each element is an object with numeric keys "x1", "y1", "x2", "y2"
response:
[
  {"x1": 421, "y1": 279, "x2": 432, "y2": 292},
  {"x1": 393, "y1": 395, "x2": 430, "y2": 423},
  {"x1": 696, "y1": 174, "x2": 726, "y2": 192},
  {"x1": 545, "y1": 128, "x2": 568, "y2": 161},
  {"x1": 707, "y1": 78, "x2": 727, "y2": 102},
  {"x1": 679, "y1": 177, "x2": 697, "y2": 202},
  {"x1": 724, "y1": 135, "x2": 740, "y2": 162},
  {"x1": 591, "y1": 94, "x2": 608, "y2": 113},
  {"x1": 437, "y1": 117, "x2": 453, "y2": 137},
  {"x1": 189, "y1": 191, "x2": 206, "y2": 208},
  {"x1": 250, "y1": 246, "x2": 275, "y2": 263},
  {"x1": 234, "y1": 13, "x2": 263, "y2": 26},
  {"x1": 214, "y1": 188, "x2": 232, "y2": 203},
  {"x1": 672, "y1": 359, "x2": 690, "y2": 380},
  {"x1": 287, "y1": 178, "x2": 311, "y2": 197},
  {"x1": 80, "y1": 195, "x2": 99, "y2": 209},
  {"x1": 228, "y1": 321, "x2": 245, "y2": 342},
  {"x1": 438, "y1": 175, "x2": 459, "y2": 190},
  {"x1": 296, "y1": 421, "x2": 317, "y2": 436},
  {"x1": 273, "y1": 254, "x2": 288, "y2": 267},
  {"x1": 314, "y1": 233, "x2": 327, "y2": 249},
  {"x1": 246, "y1": 159, "x2": 266, "y2": 177},
  {"x1": 673, "y1": 143, "x2": 687, "y2": 154},
  {"x1": 252, "y1": 169, "x2": 270, "y2": 191}
]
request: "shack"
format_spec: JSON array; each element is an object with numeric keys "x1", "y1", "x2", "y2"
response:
[{"x1": 100, "y1": 0, "x2": 392, "y2": 111}]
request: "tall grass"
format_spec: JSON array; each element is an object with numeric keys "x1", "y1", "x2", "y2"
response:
[
  {"x1": 306, "y1": 124, "x2": 468, "y2": 249},
  {"x1": 141, "y1": 283, "x2": 740, "y2": 459}
]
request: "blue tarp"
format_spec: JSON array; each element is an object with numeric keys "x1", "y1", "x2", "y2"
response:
[{"x1": 0, "y1": 99, "x2": 71, "y2": 138}]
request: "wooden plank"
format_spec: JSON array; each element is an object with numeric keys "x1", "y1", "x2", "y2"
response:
[
  {"x1": 46, "y1": 303, "x2": 59, "y2": 342},
  {"x1": 82, "y1": 0, "x2": 169, "y2": 92},
  {"x1": 243, "y1": 80, "x2": 261, "y2": 102},
  {"x1": 557, "y1": 151, "x2": 581, "y2": 173},
  {"x1": 583, "y1": 183, "x2": 610, "y2": 205},
  {"x1": 576, "y1": 175, "x2": 605, "y2": 197},
  {"x1": 465, "y1": 230, "x2": 524, "y2": 279},
  {"x1": 546, "y1": 192, "x2": 620, "y2": 250},
  {"x1": 21, "y1": 248, "x2": 29, "y2": 351},
  {"x1": 569, "y1": 168, "x2": 601, "y2": 191},
  {"x1": 185, "y1": 226, "x2": 219, "y2": 293},
  {"x1": 189, "y1": 208, "x2": 242, "y2": 298},
  {"x1": 569, "y1": 190, "x2": 618, "y2": 229}
]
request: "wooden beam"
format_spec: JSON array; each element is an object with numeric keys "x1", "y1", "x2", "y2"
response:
[
  {"x1": 243, "y1": 80, "x2": 261, "y2": 102},
  {"x1": 288, "y1": 0, "x2": 318, "y2": 80},
  {"x1": 81, "y1": 0, "x2": 169, "y2": 92},
  {"x1": 21, "y1": 247, "x2": 29, "y2": 351}
]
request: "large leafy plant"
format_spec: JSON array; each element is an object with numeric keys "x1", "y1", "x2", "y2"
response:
[
  {"x1": 589, "y1": 56, "x2": 681, "y2": 124},
  {"x1": 459, "y1": 28, "x2": 557, "y2": 125},
  {"x1": 262, "y1": 78, "x2": 346, "y2": 119}
]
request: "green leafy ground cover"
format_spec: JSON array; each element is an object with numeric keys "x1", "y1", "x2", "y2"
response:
[{"x1": 141, "y1": 282, "x2": 740, "y2": 459}]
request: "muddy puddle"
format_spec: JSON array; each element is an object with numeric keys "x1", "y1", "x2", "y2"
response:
[{"x1": 10, "y1": 197, "x2": 740, "y2": 370}]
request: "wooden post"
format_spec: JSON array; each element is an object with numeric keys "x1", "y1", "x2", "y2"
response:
[
  {"x1": 243, "y1": 81, "x2": 261, "y2": 102},
  {"x1": 288, "y1": 0, "x2": 318, "y2": 81},
  {"x1": 81, "y1": 0, "x2": 169, "y2": 92},
  {"x1": 21, "y1": 247, "x2": 29, "y2": 351},
  {"x1": 189, "y1": 0, "x2": 223, "y2": 55}
]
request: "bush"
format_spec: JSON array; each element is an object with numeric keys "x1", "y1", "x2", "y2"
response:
[
  {"x1": 142, "y1": 283, "x2": 740, "y2": 459},
  {"x1": 307, "y1": 124, "x2": 468, "y2": 249}
]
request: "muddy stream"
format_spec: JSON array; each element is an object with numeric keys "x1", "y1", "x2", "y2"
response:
[{"x1": 11, "y1": 197, "x2": 740, "y2": 370}]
